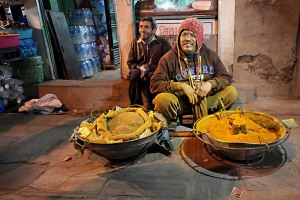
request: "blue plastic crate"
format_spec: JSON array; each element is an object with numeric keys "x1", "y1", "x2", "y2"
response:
[
  {"x1": 21, "y1": 47, "x2": 37, "y2": 58},
  {"x1": 16, "y1": 28, "x2": 33, "y2": 39}
]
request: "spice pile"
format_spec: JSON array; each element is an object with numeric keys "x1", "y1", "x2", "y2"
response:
[
  {"x1": 196, "y1": 112, "x2": 285, "y2": 144},
  {"x1": 75, "y1": 107, "x2": 163, "y2": 144}
]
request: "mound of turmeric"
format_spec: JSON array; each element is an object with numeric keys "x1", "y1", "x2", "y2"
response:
[
  {"x1": 196, "y1": 113, "x2": 278, "y2": 144},
  {"x1": 75, "y1": 108, "x2": 163, "y2": 144}
]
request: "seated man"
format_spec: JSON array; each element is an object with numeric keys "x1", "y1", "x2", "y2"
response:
[
  {"x1": 150, "y1": 17, "x2": 238, "y2": 129},
  {"x1": 127, "y1": 16, "x2": 171, "y2": 110}
]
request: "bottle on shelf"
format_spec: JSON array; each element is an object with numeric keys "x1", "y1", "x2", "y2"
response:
[
  {"x1": 90, "y1": 58, "x2": 98, "y2": 74},
  {"x1": 0, "y1": 90, "x2": 9, "y2": 99},
  {"x1": 80, "y1": 61, "x2": 89, "y2": 78},
  {"x1": 85, "y1": 60, "x2": 94, "y2": 77},
  {"x1": 10, "y1": 85, "x2": 24, "y2": 94},
  {"x1": 69, "y1": 8, "x2": 100, "y2": 78}
]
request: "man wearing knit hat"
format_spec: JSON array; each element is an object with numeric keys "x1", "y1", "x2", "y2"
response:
[{"x1": 150, "y1": 17, "x2": 238, "y2": 130}]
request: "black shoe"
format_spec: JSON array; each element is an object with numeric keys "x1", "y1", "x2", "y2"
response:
[
  {"x1": 162, "y1": 140, "x2": 174, "y2": 151},
  {"x1": 159, "y1": 140, "x2": 174, "y2": 151}
]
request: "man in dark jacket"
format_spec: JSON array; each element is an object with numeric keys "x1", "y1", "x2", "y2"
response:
[
  {"x1": 127, "y1": 17, "x2": 171, "y2": 110},
  {"x1": 150, "y1": 17, "x2": 238, "y2": 129}
]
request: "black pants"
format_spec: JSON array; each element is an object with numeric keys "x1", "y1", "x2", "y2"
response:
[{"x1": 128, "y1": 68, "x2": 154, "y2": 110}]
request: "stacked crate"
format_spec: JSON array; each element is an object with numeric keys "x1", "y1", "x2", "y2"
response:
[
  {"x1": 10, "y1": 28, "x2": 44, "y2": 86},
  {"x1": 10, "y1": 56, "x2": 44, "y2": 86},
  {"x1": 0, "y1": 28, "x2": 22, "y2": 112},
  {"x1": 17, "y1": 28, "x2": 37, "y2": 58},
  {"x1": 0, "y1": 4, "x2": 43, "y2": 112},
  {"x1": 0, "y1": 32, "x2": 21, "y2": 64}
]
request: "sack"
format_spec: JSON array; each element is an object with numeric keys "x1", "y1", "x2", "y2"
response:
[{"x1": 18, "y1": 94, "x2": 62, "y2": 114}]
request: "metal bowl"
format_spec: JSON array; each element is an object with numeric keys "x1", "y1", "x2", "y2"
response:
[
  {"x1": 73, "y1": 128, "x2": 163, "y2": 160},
  {"x1": 72, "y1": 108, "x2": 165, "y2": 160},
  {"x1": 194, "y1": 110, "x2": 289, "y2": 163}
]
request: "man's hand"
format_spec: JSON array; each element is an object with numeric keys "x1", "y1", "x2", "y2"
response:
[
  {"x1": 180, "y1": 82, "x2": 197, "y2": 104},
  {"x1": 140, "y1": 65, "x2": 149, "y2": 78},
  {"x1": 196, "y1": 81, "x2": 212, "y2": 97}
]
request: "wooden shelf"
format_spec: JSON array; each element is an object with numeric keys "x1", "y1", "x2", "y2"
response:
[{"x1": 136, "y1": 9, "x2": 218, "y2": 19}]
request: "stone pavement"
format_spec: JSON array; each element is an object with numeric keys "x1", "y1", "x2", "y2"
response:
[{"x1": 0, "y1": 112, "x2": 299, "y2": 200}]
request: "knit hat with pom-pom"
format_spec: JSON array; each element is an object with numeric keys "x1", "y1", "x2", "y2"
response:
[
  {"x1": 177, "y1": 17, "x2": 204, "y2": 49},
  {"x1": 177, "y1": 18, "x2": 204, "y2": 79}
]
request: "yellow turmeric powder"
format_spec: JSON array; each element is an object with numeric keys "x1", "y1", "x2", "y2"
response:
[{"x1": 196, "y1": 113, "x2": 280, "y2": 144}]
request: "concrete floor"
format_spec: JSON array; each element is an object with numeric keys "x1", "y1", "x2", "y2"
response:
[{"x1": 1, "y1": 69, "x2": 300, "y2": 199}]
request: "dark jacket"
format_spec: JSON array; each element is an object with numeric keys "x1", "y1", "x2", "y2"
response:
[
  {"x1": 127, "y1": 35, "x2": 171, "y2": 72},
  {"x1": 150, "y1": 43, "x2": 232, "y2": 95}
]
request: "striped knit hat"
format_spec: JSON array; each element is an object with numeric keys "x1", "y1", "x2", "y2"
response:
[{"x1": 178, "y1": 17, "x2": 204, "y2": 49}]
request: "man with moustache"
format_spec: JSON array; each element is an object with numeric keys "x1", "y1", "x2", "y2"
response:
[
  {"x1": 150, "y1": 17, "x2": 238, "y2": 130},
  {"x1": 127, "y1": 17, "x2": 171, "y2": 110}
]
